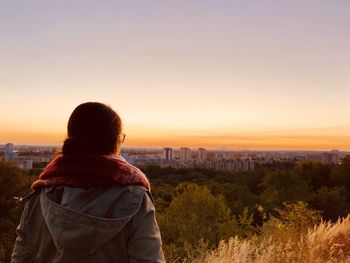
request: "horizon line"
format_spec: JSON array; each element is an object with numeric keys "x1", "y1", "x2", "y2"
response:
[{"x1": 1, "y1": 142, "x2": 349, "y2": 152}]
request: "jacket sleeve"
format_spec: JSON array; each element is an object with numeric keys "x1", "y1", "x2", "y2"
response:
[
  {"x1": 127, "y1": 191, "x2": 166, "y2": 263},
  {"x1": 11, "y1": 199, "x2": 34, "y2": 263}
]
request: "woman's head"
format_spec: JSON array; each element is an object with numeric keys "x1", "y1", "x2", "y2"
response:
[{"x1": 62, "y1": 102, "x2": 122, "y2": 155}]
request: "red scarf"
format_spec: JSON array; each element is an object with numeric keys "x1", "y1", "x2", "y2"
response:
[{"x1": 32, "y1": 154, "x2": 150, "y2": 191}]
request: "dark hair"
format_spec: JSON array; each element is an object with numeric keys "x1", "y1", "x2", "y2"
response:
[{"x1": 62, "y1": 102, "x2": 122, "y2": 155}]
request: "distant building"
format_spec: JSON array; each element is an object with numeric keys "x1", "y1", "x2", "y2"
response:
[
  {"x1": 249, "y1": 159, "x2": 255, "y2": 171},
  {"x1": 163, "y1": 148, "x2": 173, "y2": 161},
  {"x1": 330, "y1": 150, "x2": 340, "y2": 164},
  {"x1": 31, "y1": 156, "x2": 52, "y2": 163},
  {"x1": 243, "y1": 159, "x2": 255, "y2": 172},
  {"x1": 4, "y1": 143, "x2": 14, "y2": 162},
  {"x1": 17, "y1": 159, "x2": 33, "y2": 170},
  {"x1": 306, "y1": 153, "x2": 324, "y2": 162},
  {"x1": 322, "y1": 150, "x2": 340, "y2": 164},
  {"x1": 198, "y1": 148, "x2": 207, "y2": 161},
  {"x1": 180, "y1": 147, "x2": 191, "y2": 161}
]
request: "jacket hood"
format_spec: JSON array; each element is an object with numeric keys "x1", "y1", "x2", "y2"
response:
[{"x1": 39, "y1": 186, "x2": 145, "y2": 257}]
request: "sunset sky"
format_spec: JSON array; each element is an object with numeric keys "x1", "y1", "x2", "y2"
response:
[{"x1": 0, "y1": 1, "x2": 349, "y2": 150}]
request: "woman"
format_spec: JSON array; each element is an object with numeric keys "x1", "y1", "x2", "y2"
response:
[{"x1": 11, "y1": 102, "x2": 165, "y2": 263}]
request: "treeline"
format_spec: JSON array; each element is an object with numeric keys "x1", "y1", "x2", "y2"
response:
[
  {"x1": 145, "y1": 157, "x2": 350, "y2": 221},
  {"x1": 141, "y1": 156, "x2": 350, "y2": 261}
]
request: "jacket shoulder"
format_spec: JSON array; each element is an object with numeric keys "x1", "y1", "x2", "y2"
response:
[{"x1": 104, "y1": 185, "x2": 152, "y2": 219}]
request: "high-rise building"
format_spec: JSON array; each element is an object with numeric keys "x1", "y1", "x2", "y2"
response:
[
  {"x1": 323, "y1": 150, "x2": 340, "y2": 164},
  {"x1": 4, "y1": 143, "x2": 14, "y2": 162},
  {"x1": 330, "y1": 150, "x2": 340, "y2": 164},
  {"x1": 180, "y1": 147, "x2": 191, "y2": 161},
  {"x1": 163, "y1": 147, "x2": 173, "y2": 161},
  {"x1": 242, "y1": 159, "x2": 249, "y2": 172},
  {"x1": 198, "y1": 148, "x2": 207, "y2": 160}
]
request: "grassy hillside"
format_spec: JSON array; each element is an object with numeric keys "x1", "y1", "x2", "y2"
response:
[{"x1": 193, "y1": 216, "x2": 350, "y2": 263}]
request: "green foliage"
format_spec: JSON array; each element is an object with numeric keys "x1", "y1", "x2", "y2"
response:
[
  {"x1": 144, "y1": 157, "x2": 350, "y2": 261},
  {"x1": 158, "y1": 183, "x2": 239, "y2": 261},
  {"x1": 274, "y1": 202, "x2": 322, "y2": 232},
  {"x1": 261, "y1": 202, "x2": 322, "y2": 243},
  {"x1": 297, "y1": 161, "x2": 331, "y2": 189},
  {"x1": 159, "y1": 183, "x2": 232, "y2": 245},
  {"x1": 235, "y1": 208, "x2": 255, "y2": 238},
  {"x1": 145, "y1": 158, "x2": 350, "y2": 261},
  {"x1": 0, "y1": 162, "x2": 34, "y2": 262},
  {"x1": 310, "y1": 186, "x2": 349, "y2": 220},
  {"x1": 260, "y1": 170, "x2": 311, "y2": 210},
  {"x1": 210, "y1": 182, "x2": 259, "y2": 217},
  {"x1": 330, "y1": 155, "x2": 350, "y2": 193},
  {"x1": 152, "y1": 183, "x2": 176, "y2": 212}
]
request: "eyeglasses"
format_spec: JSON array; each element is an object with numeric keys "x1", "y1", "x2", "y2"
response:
[{"x1": 119, "y1": 133, "x2": 126, "y2": 143}]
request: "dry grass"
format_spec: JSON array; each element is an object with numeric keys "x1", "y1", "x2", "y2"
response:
[{"x1": 192, "y1": 216, "x2": 350, "y2": 263}]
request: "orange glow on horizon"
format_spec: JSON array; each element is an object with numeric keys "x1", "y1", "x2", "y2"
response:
[
  {"x1": 126, "y1": 134, "x2": 350, "y2": 150},
  {"x1": 1, "y1": 128, "x2": 349, "y2": 151}
]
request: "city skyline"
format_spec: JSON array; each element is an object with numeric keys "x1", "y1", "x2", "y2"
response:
[
  {"x1": 0, "y1": 142, "x2": 342, "y2": 172},
  {"x1": 0, "y1": 1, "x2": 349, "y2": 150}
]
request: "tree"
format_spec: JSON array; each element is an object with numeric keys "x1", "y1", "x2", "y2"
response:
[
  {"x1": 261, "y1": 201, "x2": 322, "y2": 242},
  {"x1": 0, "y1": 162, "x2": 34, "y2": 262},
  {"x1": 158, "y1": 183, "x2": 239, "y2": 260},
  {"x1": 260, "y1": 170, "x2": 311, "y2": 210},
  {"x1": 296, "y1": 161, "x2": 331, "y2": 189},
  {"x1": 210, "y1": 181, "x2": 259, "y2": 217},
  {"x1": 330, "y1": 155, "x2": 350, "y2": 193},
  {"x1": 310, "y1": 186, "x2": 349, "y2": 221}
]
